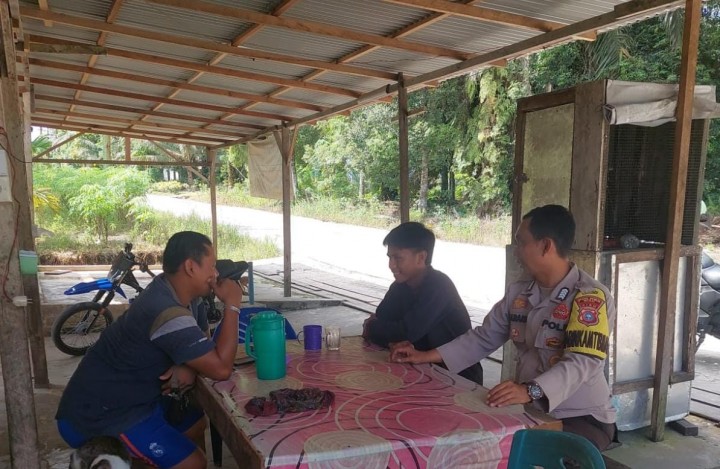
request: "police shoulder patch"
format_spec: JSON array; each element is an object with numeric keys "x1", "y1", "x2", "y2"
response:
[{"x1": 565, "y1": 289, "x2": 610, "y2": 359}]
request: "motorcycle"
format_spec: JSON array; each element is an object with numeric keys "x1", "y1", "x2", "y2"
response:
[
  {"x1": 698, "y1": 250, "x2": 720, "y2": 351},
  {"x1": 51, "y1": 243, "x2": 152, "y2": 356},
  {"x1": 52, "y1": 242, "x2": 248, "y2": 356}
]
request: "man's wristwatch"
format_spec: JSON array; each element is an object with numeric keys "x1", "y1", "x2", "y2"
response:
[{"x1": 526, "y1": 381, "x2": 544, "y2": 401}]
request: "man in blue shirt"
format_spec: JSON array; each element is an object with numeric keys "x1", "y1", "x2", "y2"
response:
[{"x1": 56, "y1": 231, "x2": 244, "y2": 468}]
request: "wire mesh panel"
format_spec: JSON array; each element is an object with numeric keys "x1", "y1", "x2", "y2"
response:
[{"x1": 604, "y1": 120, "x2": 705, "y2": 246}]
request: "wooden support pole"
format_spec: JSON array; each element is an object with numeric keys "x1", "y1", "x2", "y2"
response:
[
  {"x1": 124, "y1": 136, "x2": 131, "y2": 161},
  {"x1": 0, "y1": 0, "x2": 42, "y2": 465},
  {"x1": 208, "y1": 148, "x2": 218, "y2": 250},
  {"x1": 274, "y1": 127, "x2": 297, "y2": 297},
  {"x1": 397, "y1": 73, "x2": 410, "y2": 223},
  {"x1": 650, "y1": 0, "x2": 701, "y2": 442}
]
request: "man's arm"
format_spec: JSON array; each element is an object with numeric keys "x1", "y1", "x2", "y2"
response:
[
  {"x1": 532, "y1": 288, "x2": 614, "y2": 412},
  {"x1": 365, "y1": 283, "x2": 407, "y2": 347},
  {"x1": 437, "y1": 293, "x2": 512, "y2": 374},
  {"x1": 185, "y1": 279, "x2": 243, "y2": 380}
]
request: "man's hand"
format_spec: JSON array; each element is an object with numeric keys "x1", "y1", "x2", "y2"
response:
[
  {"x1": 362, "y1": 313, "x2": 376, "y2": 339},
  {"x1": 388, "y1": 340, "x2": 412, "y2": 353},
  {"x1": 213, "y1": 277, "x2": 243, "y2": 310},
  {"x1": 486, "y1": 380, "x2": 531, "y2": 407},
  {"x1": 160, "y1": 365, "x2": 197, "y2": 395}
]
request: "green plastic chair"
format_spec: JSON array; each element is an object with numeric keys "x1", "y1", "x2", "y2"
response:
[{"x1": 508, "y1": 429, "x2": 606, "y2": 469}]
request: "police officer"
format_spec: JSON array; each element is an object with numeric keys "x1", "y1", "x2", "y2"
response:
[{"x1": 390, "y1": 205, "x2": 617, "y2": 450}]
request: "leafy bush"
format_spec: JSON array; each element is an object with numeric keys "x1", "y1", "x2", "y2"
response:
[
  {"x1": 129, "y1": 202, "x2": 278, "y2": 261},
  {"x1": 150, "y1": 180, "x2": 188, "y2": 193},
  {"x1": 34, "y1": 166, "x2": 150, "y2": 242}
]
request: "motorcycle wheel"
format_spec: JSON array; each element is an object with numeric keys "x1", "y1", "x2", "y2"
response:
[{"x1": 51, "y1": 302, "x2": 113, "y2": 356}]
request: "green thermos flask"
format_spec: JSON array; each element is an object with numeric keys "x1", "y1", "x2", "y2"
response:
[{"x1": 245, "y1": 311, "x2": 287, "y2": 380}]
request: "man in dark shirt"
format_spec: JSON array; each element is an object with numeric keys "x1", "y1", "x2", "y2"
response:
[
  {"x1": 362, "y1": 222, "x2": 483, "y2": 384},
  {"x1": 56, "y1": 231, "x2": 244, "y2": 469}
]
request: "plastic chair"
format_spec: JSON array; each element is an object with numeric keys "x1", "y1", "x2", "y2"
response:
[
  {"x1": 508, "y1": 429, "x2": 606, "y2": 469},
  {"x1": 211, "y1": 306, "x2": 297, "y2": 343}
]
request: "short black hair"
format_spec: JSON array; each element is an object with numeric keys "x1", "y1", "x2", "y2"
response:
[
  {"x1": 162, "y1": 231, "x2": 213, "y2": 274},
  {"x1": 522, "y1": 205, "x2": 575, "y2": 257},
  {"x1": 383, "y1": 222, "x2": 435, "y2": 265}
]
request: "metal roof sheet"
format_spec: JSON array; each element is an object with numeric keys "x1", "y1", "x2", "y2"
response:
[
  {"x1": 20, "y1": 0, "x2": 685, "y2": 147},
  {"x1": 285, "y1": 0, "x2": 429, "y2": 37},
  {"x1": 245, "y1": 25, "x2": 366, "y2": 63},
  {"x1": 191, "y1": 73, "x2": 279, "y2": 97},
  {"x1": 93, "y1": 55, "x2": 197, "y2": 82},
  {"x1": 118, "y1": 0, "x2": 250, "y2": 43}
]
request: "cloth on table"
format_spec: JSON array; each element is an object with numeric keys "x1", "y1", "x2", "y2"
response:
[{"x1": 245, "y1": 388, "x2": 335, "y2": 417}]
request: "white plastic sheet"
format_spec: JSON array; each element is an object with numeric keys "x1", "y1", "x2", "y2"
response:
[{"x1": 603, "y1": 80, "x2": 720, "y2": 126}]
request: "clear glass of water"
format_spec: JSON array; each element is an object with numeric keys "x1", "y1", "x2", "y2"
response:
[{"x1": 325, "y1": 326, "x2": 341, "y2": 351}]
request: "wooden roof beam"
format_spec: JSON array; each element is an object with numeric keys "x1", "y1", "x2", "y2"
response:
[
  {"x1": 69, "y1": 0, "x2": 125, "y2": 120},
  {"x1": 33, "y1": 108, "x2": 246, "y2": 138},
  {"x1": 385, "y1": 0, "x2": 561, "y2": 32},
  {"x1": 34, "y1": 94, "x2": 264, "y2": 131},
  {"x1": 146, "y1": 0, "x2": 472, "y2": 60},
  {"x1": 159, "y1": 0, "x2": 304, "y2": 139},
  {"x1": 28, "y1": 58, "x2": 325, "y2": 112},
  {"x1": 27, "y1": 34, "x2": 360, "y2": 98},
  {"x1": 32, "y1": 131, "x2": 85, "y2": 159},
  {"x1": 32, "y1": 77, "x2": 296, "y2": 122},
  {"x1": 213, "y1": 0, "x2": 684, "y2": 150},
  {"x1": 37, "y1": 0, "x2": 51, "y2": 27},
  {"x1": 384, "y1": 0, "x2": 597, "y2": 39},
  {"x1": 34, "y1": 119, "x2": 228, "y2": 145},
  {"x1": 263, "y1": 0, "x2": 480, "y2": 104},
  {"x1": 20, "y1": 6, "x2": 398, "y2": 80},
  {"x1": 33, "y1": 157, "x2": 211, "y2": 167}
]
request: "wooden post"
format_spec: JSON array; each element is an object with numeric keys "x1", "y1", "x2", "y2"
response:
[
  {"x1": 650, "y1": 0, "x2": 701, "y2": 442},
  {"x1": 0, "y1": 0, "x2": 42, "y2": 465},
  {"x1": 208, "y1": 148, "x2": 218, "y2": 250},
  {"x1": 274, "y1": 127, "x2": 297, "y2": 297},
  {"x1": 21, "y1": 71, "x2": 49, "y2": 389},
  {"x1": 124, "y1": 136, "x2": 131, "y2": 161},
  {"x1": 397, "y1": 73, "x2": 410, "y2": 223}
]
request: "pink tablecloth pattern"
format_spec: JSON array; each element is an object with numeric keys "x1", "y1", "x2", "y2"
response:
[{"x1": 211, "y1": 337, "x2": 535, "y2": 469}]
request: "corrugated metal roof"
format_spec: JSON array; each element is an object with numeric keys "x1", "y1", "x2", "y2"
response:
[
  {"x1": 104, "y1": 34, "x2": 217, "y2": 63},
  {"x1": 286, "y1": 0, "x2": 429, "y2": 37},
  {"x1": 245, "y1": 26, "x2": 365, "y2": 63},
  {"x1": 118, "y1": 0, "x2": 250, "y2": 43},
  {"x1": 94, "y1": 56, "x2": 197, "y2": 82},
  {"x1": 191, "y1": 73, "x2": 279, "y2": 97},
  {"x1": 19, "y1": 0, "x2": 685, "y2": 147},
  {"x1": 217, "y1": 53, "x2": 317, "y2": 81},
  {"x1": 409, "y1": 16, "x2": 538, "y2": 53}
]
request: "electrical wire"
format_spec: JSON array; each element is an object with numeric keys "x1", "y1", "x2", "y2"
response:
[{"x1": 0, "y1": 126, "x2": 23, "y2": 302}]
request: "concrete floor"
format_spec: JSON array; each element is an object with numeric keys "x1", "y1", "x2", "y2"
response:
[{"x1": 3, "y1": 269, "x2": 720, "y2": 468}]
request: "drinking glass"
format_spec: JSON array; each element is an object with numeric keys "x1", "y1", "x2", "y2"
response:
[{"x1": 325, "y1": 326, "x2": 341, "y2": 351}]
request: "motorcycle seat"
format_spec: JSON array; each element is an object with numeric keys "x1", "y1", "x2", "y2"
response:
[{"x1": 702, "y1": 263, "x2": 720, "y2": 289}]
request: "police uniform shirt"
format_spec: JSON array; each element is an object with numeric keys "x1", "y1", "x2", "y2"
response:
[{"x1": 437, "y1": 264, "x2": 616, "y2": 424}]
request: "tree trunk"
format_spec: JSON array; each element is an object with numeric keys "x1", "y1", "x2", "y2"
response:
[
  {"x1": 104, "y1": 134, "x2": 111, "y2": 160},
  {"x1": 183, "y1": 145, "x2": 194, "y2": 186},
  {"x1": 227, "y1": 160, "x2": 234, "y2": 188},
  {"x1": 358, "y1": 171, "x2": 365, "y2": 198},
  {"x1": 449, "y1": 170, "x2": 456, "y2": 203},
  {"x1": 419, "y1": 152, "x2": 429, "y2": 214}
]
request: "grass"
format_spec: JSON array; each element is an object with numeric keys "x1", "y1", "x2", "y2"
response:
[
  {"x1": 36, "y1": 209, "x2": 279, "y2": 265},
  {"x1": 183, "y1": 185, "x2": 512, "y2": 247}
]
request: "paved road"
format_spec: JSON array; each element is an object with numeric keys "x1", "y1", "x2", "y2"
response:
[{"x1": 146, "y1": 194, "x2": 507, "y2": 309}]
